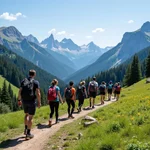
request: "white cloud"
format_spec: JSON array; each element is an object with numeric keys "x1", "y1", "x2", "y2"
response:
[
  {"x1": 69, "y1": 34, "x2": 75, "y2": 37},
  {"x1": 48, "y1": 28, "x2": 56, "y2": 35},
  {"x1": 56, "y1": 31, "x2": 66, "y2": 35},
  {"x1": 0, "y1": 12, "x2": 26, "y2": 21},
  {"x1": 86, "y1": 36, "x2": 92, "y2": 39},
  {"x1": 128, "y1": 20, "x2": 134, "y2": 24},
  {"x1": 92, "y1": 28, "x2": 105, "y2": 33}
]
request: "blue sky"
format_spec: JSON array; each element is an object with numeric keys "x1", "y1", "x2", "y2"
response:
[{"x1": 0, "y1": 0, "x2": 150, "y2": 47}]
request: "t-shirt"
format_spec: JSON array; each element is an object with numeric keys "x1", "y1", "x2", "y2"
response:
[{"x1": 21, "y1": 77, "x2": 40, "y2": 102}]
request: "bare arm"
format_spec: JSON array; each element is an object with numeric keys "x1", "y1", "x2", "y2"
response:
[
  {"x1": 18, "y1": 88, "x2": 22, "y2": 100},
  {"x1": 36, "y1": 88, "x2": 41, "y2": 108},
  {"x1": 57, "y1": 91, "x2": 63, "y2": 103}
]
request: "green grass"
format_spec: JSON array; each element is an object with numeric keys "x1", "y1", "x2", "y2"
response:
[
  {"x1": 0, "y1": 75, "x2": 19, "y2": 96},
  {"x1": 0, "y1": 94, "x2": 101, "y2": 144},
  {"x1": 45, "y1": 79, "x2": 150, "y2": 150}
]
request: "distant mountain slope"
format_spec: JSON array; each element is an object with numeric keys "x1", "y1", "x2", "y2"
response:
[
  {"x1": 65, "y1": 21, "x2": 150, "y2": 83},
  {"x1": 0, "y1": 26, "x2": 75, "y2": 78},
  {"x1": 25, "y1": 34, "x2": 40, "y2": 45},
  {"x1": 0, "y1": 44, "x2": 65, "y2": 91},
  {"x1": 41, "y1": 35, "x2": 109, "y2": 69}
]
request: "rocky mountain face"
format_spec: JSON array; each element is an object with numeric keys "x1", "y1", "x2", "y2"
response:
[{"x1": 65, "y1": 21, "x2": 150, "y2": 83}]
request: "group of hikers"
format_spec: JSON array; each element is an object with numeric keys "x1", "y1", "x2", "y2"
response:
[{"x1": 17, "y1": 70, "x2": 121, "y2": 139}]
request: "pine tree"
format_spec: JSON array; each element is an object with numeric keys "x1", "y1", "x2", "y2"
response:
[
  {"x1": 123, "y1": 64, "x2": 131, "y2": 86},
  {"x1": 130, "y1": 55, "x2": 142, "y2": 85},
  {"x1": 1, "y1": 80, "x2": 12, "y2": 110},
  {"x1": 146, "y1": 54, "x2": 150, "y2": 78},
  {"x1": 41, "y1": 89, "x2": 46, "y2": 106}
]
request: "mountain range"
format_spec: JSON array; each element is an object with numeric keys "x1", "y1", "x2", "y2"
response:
[
  {"x1": 1, "y1": 21, "x2": 150, "y2": 84},
  {"x1": 65, "y1": 21, "x2": 150, "y2": 83}
]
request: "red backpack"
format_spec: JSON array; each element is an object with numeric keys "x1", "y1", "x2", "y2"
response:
[
  {"x1": 47, "y1": 86, "x2": 57, "y2": 101},
  {"x1": 116, "y1": 85, "x2": 121, "y2": 92}
]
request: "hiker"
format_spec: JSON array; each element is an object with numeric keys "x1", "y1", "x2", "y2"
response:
[
  {"x1": 107, "y1": 81, "x2": 113, "y2": 101},
  {"x1": 99, "y1": 81, "x2": 107, "y2": 105},
  {"x1": 47, "y1": 79, "x2": 63, "y2": 127},
  {"x1": 77, "y1": 81, "x2": 87, "y2": 112},
  {"x1": 88, "y1": 77, "x2": 98, "y2": 108},
  {"x1": 18, "y1": 70, "x2": 41, "y2": 140},
  {"x1": 115, "y1": 82, "x2": 121, "y2": 101},
  {"x1": 64, "y1": 81, "x2": 76, "y2": 119},
  {"x1": 113, "y1": 83, "x2": 118, "y2": 99}
]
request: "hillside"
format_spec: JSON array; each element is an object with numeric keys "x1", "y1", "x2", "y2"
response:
[
  {"x1": 66, "y1": 21, "x2": 150, "y2": 83},
  {"x1": 0, "y1": 44, "x2": 65, "y2": 92},
  {"x1": 0, "y1": 76, "x2": 19, "y2": 96},
  {"x1": 0, "y1": 26, "x2": 75, "y2": 78},
  {"x1": 46, "y1": 79, "x2": 150, "y2": 150}
]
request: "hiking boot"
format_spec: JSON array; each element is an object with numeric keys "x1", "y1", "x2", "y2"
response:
[
  {"x1": 26, "y1": 133, "x2": 34, "y2": 140},
  {"x1": 24, "y1": 129, "x2": 27, "y2": 135},
  {"x1": 55, "y1": 119, "x2": 60, "y2": 124},
  {"x1": 70, "y1": 115, "x2": 75, "y2": 119},
  {"x1": 92, "y1": 106, "x2": 95, "y2": 109},
  {"x1": 48, "y1": 120, "x2": 52, "y2": 127}
]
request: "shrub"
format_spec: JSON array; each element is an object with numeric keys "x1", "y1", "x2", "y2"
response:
[
  {"x1": 126, "y1": 136, "x2": 150, "y2": 150},
  {"x1": 0, "y1": 103, "x2": 11, "y2": 114},
  {"x1": 107, "y1": 122, "x2": 121, "y2": 133},
  {"x1": 99, "y1": 143, "x2": 114, "y2": 150}
]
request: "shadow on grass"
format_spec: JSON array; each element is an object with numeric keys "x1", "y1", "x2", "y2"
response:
[{"x1": 0, "y1": 136, "x2": 26, "y2": 149}]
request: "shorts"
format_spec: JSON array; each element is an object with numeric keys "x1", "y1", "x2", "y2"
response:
[
  {"x1": 116, "y1": 91, "x2": 120, "y2": 94},
  {"x1": 100, "y1": 92, "x2": 105, "y2": 95},
  {"x1": 108, "y1": 89, "x2": 112, "y2": 94},
  {"x1": 23, "y1": 101, "x2": 36, "y2": 115},
  {"x1": 89, "y1": 92, "x2": 97, "y2": 98}
]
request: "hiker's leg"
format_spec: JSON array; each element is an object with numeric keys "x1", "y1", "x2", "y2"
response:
[
  {"x1": 49, "y1": 102, "x2": 55, "y2": 120},
  {"x1": 93, "y1": 98, "x2": 95, "y2": 107},
  {"x1": 80, "y1": 97, "x2": 84, "y2": 109},
  {"x1": 55, "y1": 102, "x2": 59, "y2": 121},
  {"x1": 70, "y1": 100, "x2": 75, "y2": 116},
  {"x1": 66, "y1": 100, "x2": 71, "y2": 116},
  {"x1": 78, "y1": 97, "x2": 82, "y2": 108},
  {"x1": 24, "y1": 113, "x2": 28, "y2": 132},
  {"x1": 27, "y1": 115, "x2": 33, "y2": 134},
  {"x1": 89, "y1": 97, "x2": 92, "y2": 107}
]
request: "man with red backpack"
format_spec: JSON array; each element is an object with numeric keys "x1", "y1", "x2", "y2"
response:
[
  {"x1": 115, "y1": 82, "x2": 121, "y2": 101},
  {"x1": 88, "y1": 77, "x2": 98, "y2": 108},
  {"x1": 47, "y1": 79, "x2": 63, "y2": 127}
]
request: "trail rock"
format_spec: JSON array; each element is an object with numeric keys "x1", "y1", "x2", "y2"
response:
[
  {"x1": 84, "y1": 120, "x2": 98, "y2": 127},
  {"x1": 146, "y1": 78, "x2": 150, "y2": 83},
  {"x1": 83, "y1": 115, "x2": 96, "y2": 121}
]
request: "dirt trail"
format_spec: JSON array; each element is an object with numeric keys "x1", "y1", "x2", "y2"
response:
[{"x1": 2, "y1": 100, "x2": 114, "y2": 150}]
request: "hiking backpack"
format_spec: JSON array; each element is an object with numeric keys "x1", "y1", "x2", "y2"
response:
[
  {"x1": 77, "y1": 85, "x2": 85, "y2": 98},
  {"x1": 47, "y1": 86, "x2": 57, "y2": 101},
  {"x1": 21, "y1": 78, "x2": 34, "y2": 100},
  {"x1": 89, "y1": 82, "x2": 96, "y2": 92},
  {"x1": 116, "y1": 85, "x2": 121, "y2": 92},
  {"x1": 99, "y1": 85, "x2": 106, "y2": 92},
  {"x1": 65, "y1": 87, "x2": 73, "y2": 99}
]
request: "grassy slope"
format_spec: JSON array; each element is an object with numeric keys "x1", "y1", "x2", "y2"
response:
[
  {"x1": 0, "y1": 76, "x2": 19, "y2": 96},
  {"x1": 45, "y1": 79, "x2": 150, "y2": 150}
]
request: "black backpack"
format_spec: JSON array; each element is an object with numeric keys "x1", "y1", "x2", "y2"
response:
[
  {"x1": 77, "y1": 85, "x2": 85, "y2": 98},
  {"x1": 21, "y1": 78, "x2": 35, "y2": 100},
  {"x1": 99, "y1": 85, "x2": 106, "y2": 92},
  {"x1": 65, "y1": 87, "x2": 73, "y2": 100}
]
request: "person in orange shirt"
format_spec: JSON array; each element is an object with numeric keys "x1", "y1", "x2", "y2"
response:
[{"x1": 64, "y1": 81, "x2": 76, "y2": 119}]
